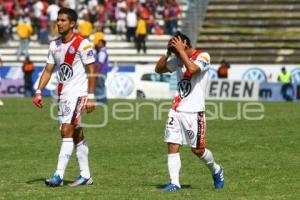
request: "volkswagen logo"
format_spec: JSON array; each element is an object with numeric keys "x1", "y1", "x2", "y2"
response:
[
  {"x1": 186, "y1": 130, "x2": 195, "y2": 139},
  {"x1": 291, "y1": 68, "x2": 300, "y2": 83},
  {"x1": 108, "y1": 74, "x2": 134, "y2": 97},
  {"x1": 58, "y1": 63, "x2": 73, "y2": 82},
  {"x1": 242, "y1": 68, "x2": 267, "y2": 82},
  {"x1": 178, "y1": 78, "x2": 191, "y2": 98}
]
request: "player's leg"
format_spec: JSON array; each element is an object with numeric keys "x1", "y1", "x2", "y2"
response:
[
  {"x1": 190, "y1": 112, "x2": 224, "y2": 189},
  {"x1": 192, "y1": 147, "x2": 224, "y2": 189},
  {"x1": 68, "y1": 127, "x2": 93, "y2": 187},
  {"x1": 164, "y1": 143, "x2": 181, "y2": 190},
  {"x1": 161, "y1": 110, "x2": 182, "y2": 191},
  {"x1": 46, "y1": 97, "x2": 86, "y2": 186},
  {"x1": 46, "y1": 123, "x2": 75, "y2": 187}
]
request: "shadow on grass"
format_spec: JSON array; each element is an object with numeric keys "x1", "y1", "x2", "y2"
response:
[
  {"x1": 154, "y1": 184, "x2": 192, "y2": 189},
  {"x1": 26, "y1": 178, "x2": 73, "y2": 185}
]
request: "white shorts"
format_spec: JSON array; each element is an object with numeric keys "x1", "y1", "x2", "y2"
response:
[
  {"x1": 116, "y1": 19, "x2": 126, "y2": 33},
  {"x1": 58, "y1": 96, "x2": 87, "y2": 128},
  {"x1": 164, "y1": 109, "x2": 206, "y2": 149}
]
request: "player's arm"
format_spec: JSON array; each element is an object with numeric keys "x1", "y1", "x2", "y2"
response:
[
  {"x1": 32, "y1": 63, "x2": 55, "y2": 108},
  {"x1": 85, "y1": 63, "x2": 96, "y2": 113},
  {"x1": 170, "y1": 37, "x2": 200, "y2": 75},
  {"x1": 155, "y1": 53, "x2": 172, "y2": 74}
]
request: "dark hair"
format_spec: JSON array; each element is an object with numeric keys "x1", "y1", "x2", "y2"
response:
[
  {"x1": 174, "y1": 31, "x2": 191, "y2": 48},
  {"x1": 168, "y1": 31, "x2": 192, "y2": 55},
  {"x1": 98, "y1": 39, "x2": 106, "y2": 46},
  {"x1": 58, "y1": 7, "x2": 78, "y2": 23}
]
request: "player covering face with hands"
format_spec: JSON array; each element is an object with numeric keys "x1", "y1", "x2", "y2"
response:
[
  {"x1": 155, "y1": 32, "x2": 224, "y2": 191},
  {"x1": 33, "y1": 8, "x2": 96, "y2": 187}
]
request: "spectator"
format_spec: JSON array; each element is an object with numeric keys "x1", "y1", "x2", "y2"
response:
[
  {"x1": 93, "y1": 26, "x2": 105, "y2": 47},
  {"x1": 94, "y1": 39, "x2": 109, "y2": 103},
  {"x1": 0, "y1": 9, "x2": 10, "y2": 43},
  {"x1": 0, "y1": 53, "x2": 3, "y2": 106},
  {"x1": 278, "y1": 67, "x2": 293, "y2": 101},
  {"x1": 22, "y1": 56, "x2": 34, "y2": 96},
  {"x1": 87, "y1": 0, "x2": 98, "y2": 24},
  {"x1": 169, "y1": 0, "x2": 180, "y2": 34},
  {"x1": 153, "y1": 21, "x2": 163, "y2": 35},
  {"x1": 126, "y1": 6, "x2": 137, "y2": 42},
  {"x1": 97, "y1": 3, "x2": 106, "y2": 30},
  {"x1": 16, "y1": 16, "x2": 33, "y2": 61},
  {"x1": 47, "y1": 1, "x2": 60, "y2": 38},
  {"x1": 39, "y1": 14, "x2": 49, "y2": 44},
  {"x1": 278, "y1": 67, "x2": 292, "y2": 83},
  {"x1": 217, "y1": 59, "x2": 230, "y2": 79},
  {"x1": 116, "y1": 0, "x2": 127, "y2": 39},
  {"x1": 77, "y1": 14, "x2": 93, "y2": 38},
  {"x1": 135, "y1": 15, "x2": 147, "y2": 54},
  {"x1": 32, "y1": 0, "x2": 44, "y2": 41},
  {"x1": 104, "y1": 0, "x2": 117, "y2": 34},
  {"x1": 163, "y1": 2, "x2": 172, "y2": 35}
]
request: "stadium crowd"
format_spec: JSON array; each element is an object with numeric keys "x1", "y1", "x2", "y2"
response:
[{"x1": 0, "y1": 0, "x2": 181, "y2": 45}]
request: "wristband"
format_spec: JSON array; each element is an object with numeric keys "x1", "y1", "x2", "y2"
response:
[
  {"x1": 35, "y1": 89, "x2": 42, "y2": 94},
  {"x1": 87, "y1": 93, "x2": 95, "y2": 99}
]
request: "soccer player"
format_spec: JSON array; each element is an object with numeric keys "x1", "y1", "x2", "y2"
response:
[
  {"x1": 32, "y1": 8, "x2": 96, "y2": 187},
  {"x1": 155, "y1": 32, "x2": 224, "y2": 191}
]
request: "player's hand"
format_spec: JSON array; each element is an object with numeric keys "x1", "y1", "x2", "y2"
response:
[
  {"x1": 86, "y1": 98, "x2": 95, "y2": 113},
  {"x1": 170, "y1": 36, "x2": 186, "y2": 53},
  {"x1": 33, "y1": 94, "x2": 43, "y2": 108}
]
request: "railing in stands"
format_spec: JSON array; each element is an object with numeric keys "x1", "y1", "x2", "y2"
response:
[{"x1": 181, "y1": 0, "x2": 209, "y2": 47}]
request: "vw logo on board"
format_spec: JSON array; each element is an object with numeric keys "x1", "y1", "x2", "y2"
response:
[
  {"x1": 291, "y1": 68, "x2": 300, "y2": 84},
  {"x1": 242, "y1": 68, "x2": 267, "y2": 82},
  {"x1": 108, "y1": 74, "x2": 135, "y2": 97}
]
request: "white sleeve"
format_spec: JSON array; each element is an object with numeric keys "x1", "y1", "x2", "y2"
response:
[
  {"x1": 98, "y1": 51, "x2": 107, "y2": 64},
  {"x1": 193, "y1": 52, "x2": 210, "y2": 72},
  {"x1": 46, "y1": 42, "x2": 55, "y2": 64},
  {"x1": 166, "y1": 57, "x2": 182, "y2": 72},
  {"x1": 79, "y1": 39, "x2": 95, "y2": 65}
]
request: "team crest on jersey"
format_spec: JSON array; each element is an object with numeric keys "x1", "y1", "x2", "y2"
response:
[
  {"x1": 58, "y1": 63, "x2": 73, "y2": 81},
  {"x1": 86, "y1": 49, "x2": 94, "y2": 58},
  {"x1": 68, "y1": 46, "x2": 75, "y2": 54},
  {"x1": 178, "y1": 78, "x2": 191, "y2": 98}
]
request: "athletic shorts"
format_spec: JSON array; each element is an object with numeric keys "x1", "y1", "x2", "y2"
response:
[
  {"x1": 164, "y1": 109, "x2": 206, "y2": 149},
  {"x1": 58, "y1": 96, "x2": 87, "y2": 128}
]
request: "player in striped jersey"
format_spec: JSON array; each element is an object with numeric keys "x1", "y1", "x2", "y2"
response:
[
  {"x1": 33, "y1": 8, "x2": 96, "y2": 187},
  {"x1": 155, "y1": 32, "x2": 224, "y2": 191}
]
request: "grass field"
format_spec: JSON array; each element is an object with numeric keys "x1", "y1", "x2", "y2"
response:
[{"x1": 0, "y1": 98, "x2": 299, "y2": 200}]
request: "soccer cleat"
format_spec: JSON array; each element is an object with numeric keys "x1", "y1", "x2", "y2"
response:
[
  {"x1": 68, "y1": 176, "x2": 93, "y2": 187},
  {"x1": 213, "y1": 165, "x2": 224, "y2": 189},
  {"x1": 45, "y1": 173, "x2": 63, "y2": 187},
  {"x1": 161, "y1": 183, "x2": 181, "y2": 192}
]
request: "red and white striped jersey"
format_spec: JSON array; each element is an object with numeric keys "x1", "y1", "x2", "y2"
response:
[
  {"x1": 167, "y1": 51, "x2": 210, "y2": 112},
  {"x1": 46, "y1": 34, "x2": 95, "y2": 99}
]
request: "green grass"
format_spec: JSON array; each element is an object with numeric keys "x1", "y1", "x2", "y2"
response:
[{"x1": 0, "y1": 98, "x2": 299, "y2": 200}]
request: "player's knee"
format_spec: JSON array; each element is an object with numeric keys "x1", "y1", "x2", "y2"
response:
[
  {"x1": 60, "y1": 124, "x2": 74, "y2": 138},
  {"x1": 191, "y1": 148, "x2": 205, "y2": 157},
  {"x1": 168, "y1": 143, "x2": 180, "y2": 154}
]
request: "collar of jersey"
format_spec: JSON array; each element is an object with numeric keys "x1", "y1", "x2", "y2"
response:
[{"x1": 62, "y1": 33, "x2": 77, "y2": 44}]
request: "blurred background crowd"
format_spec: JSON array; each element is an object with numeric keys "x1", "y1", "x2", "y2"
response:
[{"x1": 0, "y1": 0, "x2": 181, "y2": 44}]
